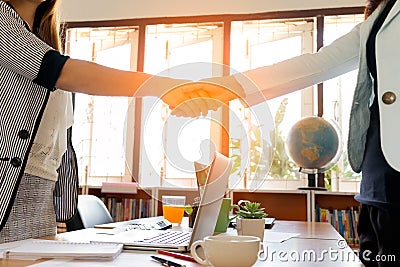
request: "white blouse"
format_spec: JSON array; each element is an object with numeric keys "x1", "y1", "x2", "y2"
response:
[{"x1": 25, "y1": 90, "x2": 74, "y2": 181}]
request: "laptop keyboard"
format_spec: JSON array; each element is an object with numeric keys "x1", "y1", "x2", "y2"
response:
[{"x1": 140, "y1": 231, "x2": 191, "y2": 245}]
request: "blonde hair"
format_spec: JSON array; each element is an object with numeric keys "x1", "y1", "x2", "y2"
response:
[{"x1": 34, "y1": 0, "x2": 63, "y2": 52}]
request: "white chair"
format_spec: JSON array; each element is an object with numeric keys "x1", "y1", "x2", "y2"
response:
[{"x1": 66, "y1": 195, "x2": 113, "y2": 231}]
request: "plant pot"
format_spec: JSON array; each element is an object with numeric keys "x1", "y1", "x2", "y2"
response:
[{"x1": 236, "y1": 218, "x2": 265, "y2": 241}]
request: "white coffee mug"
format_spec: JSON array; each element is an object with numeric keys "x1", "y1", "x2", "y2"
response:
[{"x1": 190, "y1": 235, "x2": 261, "y2": 267}]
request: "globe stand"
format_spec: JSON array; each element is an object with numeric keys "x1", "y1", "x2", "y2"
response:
[{"x1": 297, "y1": 171, "x2": 327, "y2": 191}]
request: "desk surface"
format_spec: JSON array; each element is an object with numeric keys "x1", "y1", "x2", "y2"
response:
[{"x1": 0, "y1": 220, "x2": 363, "y2": 267}]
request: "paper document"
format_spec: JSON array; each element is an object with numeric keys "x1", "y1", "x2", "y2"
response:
[
  {"x1": 1, "y1": 239, "x2": 123, "y2": 260},
  {"x1": 28, "y1": 253, "x2": 162, "y2": 267},
  {"x1": 264, "y1": 231, "x2": 300, "y2": 243}
]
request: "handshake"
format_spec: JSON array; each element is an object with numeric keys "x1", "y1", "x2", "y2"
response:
[{"x1": 137, "y1": 74, "x2": 262, "y2": 118}]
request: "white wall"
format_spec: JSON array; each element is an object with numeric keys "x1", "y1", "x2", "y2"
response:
[{"x1": 60, "y1": 0, "x2": 364, "y2": 22}]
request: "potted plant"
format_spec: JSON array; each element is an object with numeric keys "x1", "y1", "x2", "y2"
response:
[
  {"x1": 233, "y1": 200, "x2": 267, "y2": 241},
  {"x1": 184, "y1": 197, "x2": 200, "y2": 228}
]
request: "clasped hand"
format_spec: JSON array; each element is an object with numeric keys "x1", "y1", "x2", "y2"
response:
[{"x1": 160, "y1": 76, "x2": 246, "y2": 117}]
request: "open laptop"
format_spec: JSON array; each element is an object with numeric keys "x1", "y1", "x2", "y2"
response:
[{"x1": 89, "y1": 152, "x2": 232, "y2": 252}]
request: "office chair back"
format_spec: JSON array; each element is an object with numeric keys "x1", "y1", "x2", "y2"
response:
[{"x1": 66, "y1": 195, "x2": 113, "y2": 231}]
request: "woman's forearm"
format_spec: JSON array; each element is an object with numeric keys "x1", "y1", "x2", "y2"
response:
[{"x1": 56, "y1": 58, "x2": 152, "y2": 96}]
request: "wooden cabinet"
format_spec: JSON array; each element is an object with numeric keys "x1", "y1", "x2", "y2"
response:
[{"x1": 230, "y1": 189, "x2": 311, "y2": 221}]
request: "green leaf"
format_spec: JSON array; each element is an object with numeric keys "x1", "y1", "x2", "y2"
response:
[
  {"x1": 234, "y1": 200, "x2": 267, "y2": 219},
  {"x1": 184, "y1": 205, "x2": 193, "y2": 215}
]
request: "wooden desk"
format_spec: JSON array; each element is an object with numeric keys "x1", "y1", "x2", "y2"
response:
[{"x1": 0, "y1": 221, "x2": 363, "y2": 267}]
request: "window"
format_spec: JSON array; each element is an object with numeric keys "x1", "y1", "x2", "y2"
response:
[
  {"x1": 230, "y1": 18, "x2": 315, "y2": 190},
  {"x1": 66, "y1": 9, "x2": 364, "y2": 192}
]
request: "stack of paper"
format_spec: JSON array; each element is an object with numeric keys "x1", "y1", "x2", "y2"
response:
[{"x1": 2, "y1": 239, "x2": 123, "y2": 260}]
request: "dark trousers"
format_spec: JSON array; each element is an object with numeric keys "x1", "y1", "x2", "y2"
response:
[{"x1": 358, "y1": 204, "x2": 400, "y2": 266}]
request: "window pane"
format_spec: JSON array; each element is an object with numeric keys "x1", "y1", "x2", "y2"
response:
[
  {"x1": 323, "y1": 15, "x2": 364, "y2": 192},
  {"x1": 66, "y1": 27, "x2": 138, "y2": 186},
  {"x1": 230, "y1": 19, "x2": 315, "y2": 189},
  {"x1": 141, "y1": 23, "x2": 223, "y2": 187}
]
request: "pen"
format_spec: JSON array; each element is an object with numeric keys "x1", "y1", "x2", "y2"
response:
[
  {"x1": 157, "y1": 250, "x2": 196, "y2": 262},
  {"x1": 151, "y1": 255, "x2": 186, "y2": 267}
]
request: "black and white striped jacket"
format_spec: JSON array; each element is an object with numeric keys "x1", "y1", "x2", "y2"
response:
[{"x1": 0, "y1": 2, "x2": 78, "y2": 230}]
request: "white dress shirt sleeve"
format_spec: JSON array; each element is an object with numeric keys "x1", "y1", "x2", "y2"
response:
[{"x1": 234, "y1": 23, "x2": 362, "y2": 106}]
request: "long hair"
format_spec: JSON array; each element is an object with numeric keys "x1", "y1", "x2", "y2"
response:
[
  {"x1": 365, "y1": 0, "x2": 386, "y2": 18},
  {"x1": 33, "y1": 0, "x2": 62, "y2": 52}
]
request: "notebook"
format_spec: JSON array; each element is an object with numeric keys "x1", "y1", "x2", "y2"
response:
[
  {"x1": 89, "y1": 152, "x2": 232, "y2": 252},
  {"x1": 2, "y1": 239, "x2": 123, "y2": 260}
]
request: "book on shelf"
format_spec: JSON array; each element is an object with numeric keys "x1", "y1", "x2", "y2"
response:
[
  {"x1": 2, "y1": 239, "x2": 123, "y2": 260},
  {"x1": 351, "y1": 206, "x2": 360, "y2": 246},
  {"x1": 101, "y1": 181, "x2": 138, "y2": 194},
  {"x1": 315, "y1": 205, "x2": 360, "y2": 247},
  {"x1": 101, "y1": 196, "x2": 152, "y2": 221}
]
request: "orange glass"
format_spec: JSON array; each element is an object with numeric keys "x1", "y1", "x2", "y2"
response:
[
  {"x1": 162, "y1": 205, "x2": 185, "y2": 223},
  {"x1": 162, "y1": 195, "x2": 186, "y2": 224}
]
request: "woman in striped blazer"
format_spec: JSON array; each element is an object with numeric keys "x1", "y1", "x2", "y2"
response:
[{"x1": 0, "y1": 0, "x2": 203, "y2": 243}]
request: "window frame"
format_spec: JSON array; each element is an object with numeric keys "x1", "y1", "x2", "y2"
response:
[{"x1": 64, "y1": 6, "x2": 365, "y2": 188}]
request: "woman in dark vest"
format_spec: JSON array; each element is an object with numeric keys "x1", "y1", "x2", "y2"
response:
[{"x1": 200, "y1": 0, "x2": 400, "y2": 265}]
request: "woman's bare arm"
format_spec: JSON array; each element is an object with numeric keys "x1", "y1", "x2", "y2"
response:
[{"x1": 56, "y1": 58, "x2": 152, "y2": 96}]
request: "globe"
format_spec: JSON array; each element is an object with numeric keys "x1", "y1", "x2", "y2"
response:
[{"x1": 286, "y1": 116, "x2": 341, "y2": 172}]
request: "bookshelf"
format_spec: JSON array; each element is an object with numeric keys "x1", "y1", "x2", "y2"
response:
[
  {"x1": 83, "y1": 186, "x2": 156, "y2": 221},
  {"x1": 312, "y1": 191, "x2": 360, "y2": 247},
  {"x1": 311, "y1": 191, "x2": 359, "y2": 220},
  {"x1": 80, "y1": 186, "x2": 201, "y2": 221},
  {"x1": 230, "y1": 189, "x2": 311, "y2": 222}
]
